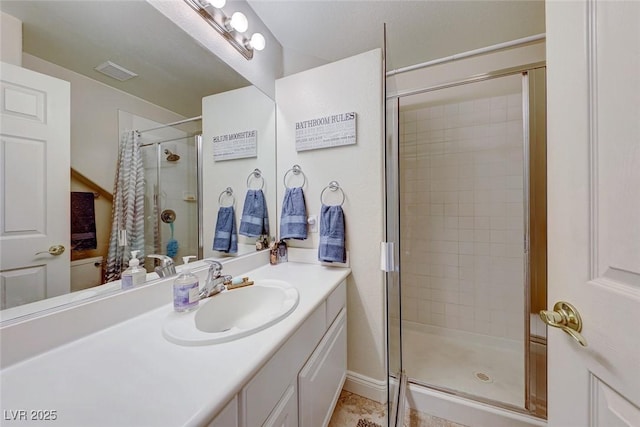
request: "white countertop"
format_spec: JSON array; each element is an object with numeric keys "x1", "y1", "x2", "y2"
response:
[{"x1": 0, "y1": 262, "x2": 350, "y2": 427}]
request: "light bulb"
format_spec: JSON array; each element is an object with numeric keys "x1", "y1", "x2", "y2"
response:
[
  {"x1": 210, "y1": 0, "x2": 225, "y2": 7},
  {"x1": 249, "y1": 33, "x2": 266, "y2": 51},
  {"x1": 229, "y1": 12, "x2": 248, "y2": 32}
]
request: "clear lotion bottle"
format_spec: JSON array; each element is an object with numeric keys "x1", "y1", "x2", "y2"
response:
[
  {"x1": 121, "y1": 250, "x2": 147, "y2": 290},
  {"x1": 173, "y1": 256, "x2": 199, "y2": 312}
]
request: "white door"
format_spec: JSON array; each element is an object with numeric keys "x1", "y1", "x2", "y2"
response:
[
  {"x1": 546, "y1": 1, "x2": 640, "y2": 426},
  {"x1": 0, "y1": 62, "x2": 70, "y2": 309}
]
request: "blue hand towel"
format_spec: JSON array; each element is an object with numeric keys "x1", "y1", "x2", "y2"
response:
[
  {"x1": 280, "y1": 187, "x2": 307, "y2": 240},
  {"x1": 239, "y1": 189, "x2": 269, "y2": 238},
  {"x1": 212, "y1": 206, "x2": 238, "y2": 253},
  {"x1": 318, "y1": 204, "x2": 346, "y2": 263}
]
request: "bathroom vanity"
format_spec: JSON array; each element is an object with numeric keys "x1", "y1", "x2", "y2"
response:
[{"x1": 0, "y1": 254, "x2": 350, "y2": 427}]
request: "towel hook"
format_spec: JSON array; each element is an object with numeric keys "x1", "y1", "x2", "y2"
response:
[
  {"x1": 218, "y1": 187, "x2": 235, "y2": 207},
  {"x1": 283, "y1": 164, "x2": 307, "y2": 189},
  {"x1": 246, "y1": 168, "x2": 265, "y2": 190},
  {"x1": 320, "y1": 181, "x2": 345, "y2": 206}
]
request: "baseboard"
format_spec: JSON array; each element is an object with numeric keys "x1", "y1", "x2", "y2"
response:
[{"x1": 343, "y1": 370, "x2": 387, "y2": 404}]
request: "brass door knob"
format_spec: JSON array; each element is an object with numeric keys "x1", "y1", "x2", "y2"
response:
[
  {"x1": 540, "y1": 301, "x2": 587, "y2": 347},
  {"x1": 35, "y1": 245, "x2": 66, "y2": 256}
]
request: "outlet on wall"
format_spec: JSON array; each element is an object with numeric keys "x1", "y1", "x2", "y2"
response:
[{"x1": 308, "y1": 215, "x2": 318, "y2": 233}]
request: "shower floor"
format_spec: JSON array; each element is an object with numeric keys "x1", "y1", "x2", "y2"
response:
[{"x1": 402, "y1": 321, "x2": 525, "y2": 408}]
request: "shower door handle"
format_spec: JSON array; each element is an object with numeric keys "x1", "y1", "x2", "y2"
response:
[
  {"x1": 540, "y1": 301, "x2": 588, "y2": 347},
  {"x1": 35, "y1": 245, "x2": 66, "y2": 256}
]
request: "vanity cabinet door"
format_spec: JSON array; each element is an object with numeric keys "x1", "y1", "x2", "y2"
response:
[
  {"x1": 298, "y1": 309, "x2": 347, "y2": 427},
  {"x1": 262, "y1": 383, "x2": 298, "y2": 427},
  {"x1": 207, "y1": 396, "x2": 238, "y2": 427}
]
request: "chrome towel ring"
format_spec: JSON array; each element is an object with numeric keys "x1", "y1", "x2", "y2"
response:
[
  {"x1": 246, "y1": 168, "x2": 265, "y2": 190},
  {"x1": 283, "y1": 164, "x2": 307, "y2": 189},
  {"x1": 320, "y1": 181, "x2": 345, "y2": 206},
  {"x1": 218, "y1": 187, "x2": 235, "y2": 207}
]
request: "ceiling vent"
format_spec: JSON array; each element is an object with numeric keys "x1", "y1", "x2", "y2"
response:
[{"x1": 94, "y1": 61, "x2": 138, "y2": 81}]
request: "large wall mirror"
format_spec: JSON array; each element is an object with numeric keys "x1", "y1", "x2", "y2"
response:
[{"x1": 0, "y1": 1, "x2": 276, "y2": 321}]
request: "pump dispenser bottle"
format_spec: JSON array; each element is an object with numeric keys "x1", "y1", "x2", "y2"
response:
[
  {"x1": 121, "y1": 250, "x2": 146, "y2": 289},
  {"x1": 173, "y1": 256, "x2": 199, "y2": 312}
]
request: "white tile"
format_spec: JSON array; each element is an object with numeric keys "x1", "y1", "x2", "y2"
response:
[
  {"x1": 432, "y1": 313, "x2": 446, "y2": 327},
  {"x1": 459, "y1": 254, "x2": 475, "y2": 268},
  {"x1": 507, "y1": 105, "x2": 523, "y2": 121},
  {"x1": 507, "y1": 93, "x2": 522, "y2": 107},
  {"x1": 431, "y1": 301, "x2": 445, "y2": 314},
  {"x1": 443, "y1": 265, "x2": 459, "y2": 279},
  {"x1": 444, "y1": 290, "x2": 459, "y2": 304},
  {"x1": 430, "y1": 203, "x2": 444, "y2": 216},
  {"x1": 445, "y1": 316, "x2": 460, "y2": 329},
  {"x1": 474, "y1": 229, "x2": 491, "y2": 242},
  {"x1": 444, "y1": 204, "x2": 459, "y2": 216},
  {"x1": 459, "y1": 203, "x2": 474, "y2": 216},
  {"x1": 491, "y1": 108, "x2": 508, "y2": 123},
  {"x1": 459, "y1": 216, "x2": 474, "y2": 228},
  {"x1": 444, "y1": 216, "x2": 459, "y2": 229},
  {"x1": 459, "y1": 241, "x2": 474, "y2": 255},
  {"x1": 474, "y1": 242, "x2": 491, "y2": 255},
  {"x1": 459, "y1": 229, "x2": 474, "y2": 242},
  {"x1": 490, "y1": 95, "x2": 508, "y2": 109},
  {"x1": 444, "y1": 104, "x2": 459, "y2": 116}
]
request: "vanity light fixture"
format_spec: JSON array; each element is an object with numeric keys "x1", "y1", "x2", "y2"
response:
[{"x1": 184, "y1": 0, "x2": 265, "y2": 60}]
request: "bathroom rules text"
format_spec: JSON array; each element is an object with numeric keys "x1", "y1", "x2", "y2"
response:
[{"x1": 295, "y1": 112, "x2": 356, "y2": 152}]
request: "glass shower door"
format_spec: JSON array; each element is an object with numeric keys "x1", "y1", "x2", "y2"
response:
[
  {"x1": 385, "y1": 58, "x2": 548, "y2": 420},
  {"x1": 386, "y1": 95, "x2": 406, "y2": 427}
]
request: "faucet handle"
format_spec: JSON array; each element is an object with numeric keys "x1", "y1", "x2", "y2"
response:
[
  {"x1": 204, "y1": 259, "x2": 223, "y2": 277},
  {"x1": 147, "y1": 254, "x2": 174, "y2": 266}
]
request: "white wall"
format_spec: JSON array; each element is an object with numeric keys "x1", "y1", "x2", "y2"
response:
[
  {"x1": 275, "y1": 49, "x2": 386, "y2": 385},
  {"x1": 1, "y1": 11, "x2": 22, "y2": 66},
  {"x1": 202, "y1": 86, "x2": 277, "y2": 258},
  {"x1": 22, "y1": 54, "x2": 187, "y2": 191}
]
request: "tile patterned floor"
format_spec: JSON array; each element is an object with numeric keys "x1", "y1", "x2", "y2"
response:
[{"x1": 328, "y1": 390, "x2": 467, "y2": 427}]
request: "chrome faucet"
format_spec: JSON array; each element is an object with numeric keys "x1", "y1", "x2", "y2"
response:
[
  {"x1": 147, "y1": 254, "x2": 176, "y2": 278},
  {"x1": 199, "y1": 259, "x2": 230, "y2": 299}
]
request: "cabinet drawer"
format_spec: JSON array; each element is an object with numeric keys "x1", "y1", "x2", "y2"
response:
[
  {"x1": 298, "y1": 308, "x2": 347, "y2": 427},
  {"x1": 326, "y1": 280, "x2": 346, "y2": 327},
  {"x1": 263, "y1": 382, "x2": 297, "y2": 427},
  {"x1": 241, "y1": 303, "x2": 326, "y2": 427}
]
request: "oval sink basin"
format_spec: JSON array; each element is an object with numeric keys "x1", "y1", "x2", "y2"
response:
[{"x1": 162, "y1": 280, "x2": 299, "y2": 346}]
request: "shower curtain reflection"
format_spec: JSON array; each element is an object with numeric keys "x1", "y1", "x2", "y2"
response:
[{"x1": 105, "y1": 130, "x2": 145, "y2": 282}]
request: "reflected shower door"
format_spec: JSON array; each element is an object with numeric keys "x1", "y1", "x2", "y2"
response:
[{"x1": 142, "y1": 135, "x2": 199, "y2": 264}]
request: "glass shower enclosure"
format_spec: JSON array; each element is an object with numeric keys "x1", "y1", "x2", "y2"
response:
[
  {"x1": 386, "y1": 66, "x2": 547, "y2": 423},
  {"x1": 141, "y1": 133, "x2": 201, "y2": 269}
]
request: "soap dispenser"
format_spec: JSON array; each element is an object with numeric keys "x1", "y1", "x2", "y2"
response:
[
  {"x1": 121, "y1": 250, "x2": 147, "y2": 290},
  {"x1": 173, "y1": 256, "x2": 199, "y2": 312}
]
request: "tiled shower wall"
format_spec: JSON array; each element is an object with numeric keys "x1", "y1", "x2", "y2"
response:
[{"x1": 399, "y1": 91, "x2": 525, "y2": 341}]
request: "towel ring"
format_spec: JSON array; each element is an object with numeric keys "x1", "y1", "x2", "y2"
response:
[
  {"x1": 218, "y1": 187, "x2": 235, "y2": 207},
  {"x1": 246, "y1": 168, "x2": 265, "y2": 190},
  {"x1": 320, "y1": 181, "x2": 345, "y2": 206},
  {"x1": 283, "y1": 164, "x2": 307, "y2": 189}
]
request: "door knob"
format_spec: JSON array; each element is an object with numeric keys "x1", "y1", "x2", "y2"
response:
[
  {"x1": 35, "y1": 245, "x2": 66, "y2": 256},
  {"x1": 540, "y1": 301, "x2": 587, "y2": 347}
]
